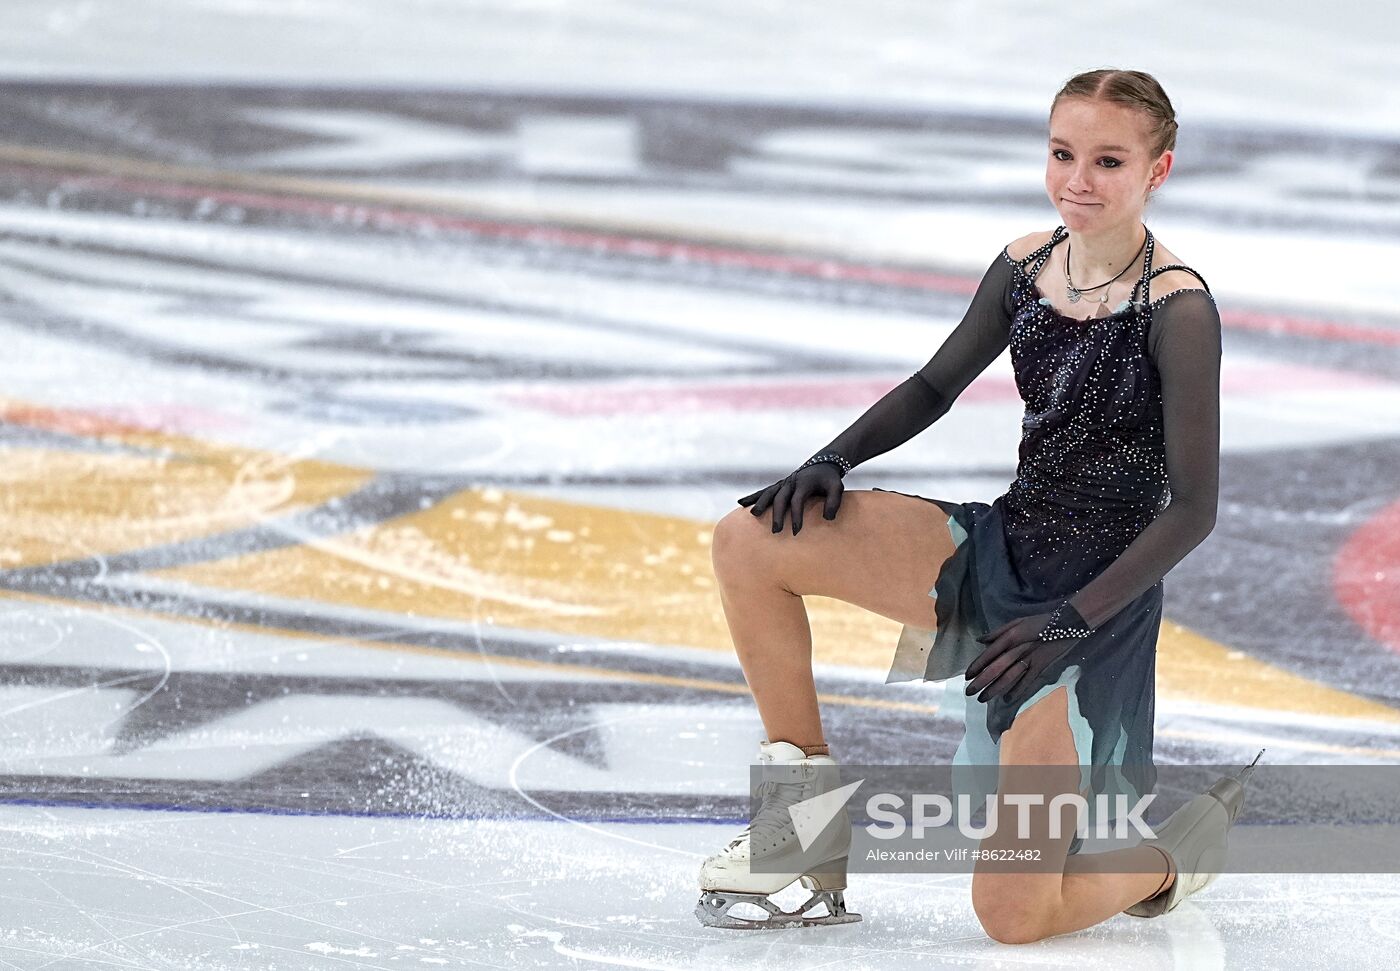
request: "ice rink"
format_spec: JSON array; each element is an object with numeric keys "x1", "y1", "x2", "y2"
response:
[{"x1": 1, "y1": 1, "x2": 1399, "y2": 967}]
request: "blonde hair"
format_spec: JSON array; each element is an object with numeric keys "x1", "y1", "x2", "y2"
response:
[{"x1": 1051, "y1": 69, "x2": 1178, "y2": 159}]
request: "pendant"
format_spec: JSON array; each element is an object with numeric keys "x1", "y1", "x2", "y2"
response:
[{"x1": 1066, "y1": 287, "x2": 1082, "y2": 303}]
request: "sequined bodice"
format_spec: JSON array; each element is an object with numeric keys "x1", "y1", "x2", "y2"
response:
[{"x1": 1000, "y1": 226, "x2": 1173, "y2": 588}]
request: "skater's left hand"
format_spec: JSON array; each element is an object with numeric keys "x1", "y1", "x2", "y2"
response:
[{"x1": 964, "y1": 613, "x2": 1080, "y2": 707}]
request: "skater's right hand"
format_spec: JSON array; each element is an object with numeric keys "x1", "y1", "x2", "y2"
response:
[{"x1": 737, "y1": 462, "x2": 844, "y2": 536}]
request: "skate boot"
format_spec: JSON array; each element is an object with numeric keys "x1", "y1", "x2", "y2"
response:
[
  {"x1": 695, "y1": 740, "x2": 861, "y2": 929},
  {"x1": 1124, "y1": 748, "x2": 1264, "y2": 918}
]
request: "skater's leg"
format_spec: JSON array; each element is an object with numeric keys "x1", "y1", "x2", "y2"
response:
[
  {"x1": 710, "y1": 489, "x2": 953, "y2": 749},
  {"x1": 970, "y1": 687, "x2": 1173, "y2": 944}
]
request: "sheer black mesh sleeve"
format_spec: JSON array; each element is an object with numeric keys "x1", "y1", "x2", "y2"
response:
[
  {"x1": 815, "y1": 251, "x2": 1015, "y2": 468},
  {"x1": 1067, "y1": 288, "x2": 1222, "y2": 629}
]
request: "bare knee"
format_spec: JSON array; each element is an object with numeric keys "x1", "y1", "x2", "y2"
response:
[
  {"x1": 974, "y1": 902, "x2": 1049, "y2": 945},
  {"x1": 710, "y1": 507, "x2": 773, "y2": 582},
  {"x1": 972, "y1": 879, "x2": 1053, "y2": 945}
]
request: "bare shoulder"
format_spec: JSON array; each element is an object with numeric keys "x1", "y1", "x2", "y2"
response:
[
  {"x1": 1148, "y1": 242, "x2": 1210, "y2": 300},
  {"x1": 1145, "y1": 242, "x2": 1220, "y2": 359},
  {"x1": 1004, "y1": 229, "x2": 1057, "y2": 263}
]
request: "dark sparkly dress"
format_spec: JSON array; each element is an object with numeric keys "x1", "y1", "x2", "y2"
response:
[{"x1": 872, "y1": 225, "x2": 1221, "y2": 841}]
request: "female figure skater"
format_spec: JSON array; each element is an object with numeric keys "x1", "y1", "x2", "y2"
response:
[{"x1": 695, "y1": 69, "x2": 1261, "y2": 942}]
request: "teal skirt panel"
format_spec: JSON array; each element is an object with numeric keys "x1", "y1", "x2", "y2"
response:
[{"x1": 869, "y1": 486, "x2": 1159, "y2": 846}]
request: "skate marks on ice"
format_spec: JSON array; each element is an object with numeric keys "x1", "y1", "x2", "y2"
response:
[{"x1": 7, "y1": 804, "x2": 1400, "y2": 970}]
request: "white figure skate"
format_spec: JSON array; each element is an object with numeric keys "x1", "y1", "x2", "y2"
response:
[
  {"x1": 695, "y1": 740, "x2": 861, "y2": 929},
  {"x1": 1124, "y1": 748, "x2": 1265, "y2": 918}
]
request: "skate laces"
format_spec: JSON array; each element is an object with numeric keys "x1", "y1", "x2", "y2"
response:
[{"x1": 724, "y1": 774, "x2": 814, "y2": 854}]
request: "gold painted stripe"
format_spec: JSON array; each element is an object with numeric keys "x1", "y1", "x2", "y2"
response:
[
  {"x1": 0, "y1": 398, "x2": 372, "y2": 569},
  {"x1": 146, "y1": 485, "x2": 1400, "y2": 726}
]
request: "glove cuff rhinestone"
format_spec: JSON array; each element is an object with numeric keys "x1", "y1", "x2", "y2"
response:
[
  {"x1": 799, "y1": 451, "x2": 853, "y2": 479},
  {"x1": 1037, "y1": 601, "x2": 1094, "y2": 640}
]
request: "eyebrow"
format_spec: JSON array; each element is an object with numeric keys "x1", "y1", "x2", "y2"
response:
[{"x1": 1049, "y1": 136, "x2": 1132, "y2": 152}]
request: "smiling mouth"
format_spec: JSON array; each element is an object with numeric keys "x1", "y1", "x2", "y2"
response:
[{"x1": 1064, "y1": 199, "x2": 1098, "y2": 206}]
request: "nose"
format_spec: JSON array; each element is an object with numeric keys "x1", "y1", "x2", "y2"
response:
[{"x1": 1066, "y1": 161, "x2": 1094, "y2": 193}]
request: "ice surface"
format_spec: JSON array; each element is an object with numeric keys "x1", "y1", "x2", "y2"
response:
[{"x1": 0, "y1": 1, "x2": 1396, "y2": 967}]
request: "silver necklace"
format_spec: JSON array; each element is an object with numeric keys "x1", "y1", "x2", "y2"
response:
[{"x1": 1064, "y1": 228, "x2": 1147, "y2": 307}]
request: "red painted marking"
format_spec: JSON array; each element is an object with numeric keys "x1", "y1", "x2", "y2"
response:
[
  {"x1": 0, "y1": 403, "x2": 238, "y2": 436},
  {"x1": 1220, "y1": 360, "x2": 1387, "y2": 395},
  {"x1": 10, "y1": 166, "x2": 972, "y2": 292},
  {"x1": 503, "y1": 360, "x2": 1389, "y2": 416},
  {"x1": 86, "y1": 404, "x2": 242, "y2": 433},
  {"x1": 8, "y1": 161, "x2": 1400, "y2": 348},
  {"x1": 1225, "y1": 308, "x2": 1400, "y2": 348},
  {"x1": 2, "y1": 403, "x2": 151, "y2": 437},
  {"x1": 1334, "y1": 496, "x2": 1400, "y2": 654},
  {"x1": 501, "y1": 374, "x2": 1016, "y2": 417}
]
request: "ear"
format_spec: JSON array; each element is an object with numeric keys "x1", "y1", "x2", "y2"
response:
[{"x1": 1151, "y1": 149, "x2": 1173, "y2": 187}]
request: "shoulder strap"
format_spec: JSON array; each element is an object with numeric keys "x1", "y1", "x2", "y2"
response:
[
  {"x1": 1127, "y1": 227, "x2": 1155, "y2": 308},
  {"x1": 1022, "y1": 226, "x2": 1067, "y2": 280},
  {"x1": 1146, "y1": 263, "x2": 1211, "y2": 296}
]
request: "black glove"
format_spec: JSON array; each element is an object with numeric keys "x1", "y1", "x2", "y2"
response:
[
  {"x1": 963, "y1": 602, "x2": 1094, "y2": 706},
  {"x1": 735, "y1": 370, "x2": 953, "y2": 537},
  {"x1": 738, "y1": 459, "x2": 845, "y2": 536}
]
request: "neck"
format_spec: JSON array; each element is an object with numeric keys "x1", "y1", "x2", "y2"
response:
[{"x1": 1066, "y1": 220, "x2": 1147, "y2": 282}]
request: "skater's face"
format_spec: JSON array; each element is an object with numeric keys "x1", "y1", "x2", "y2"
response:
[{"x1": 1045, "y1": 98, "x2": 1171, "y2": 231}]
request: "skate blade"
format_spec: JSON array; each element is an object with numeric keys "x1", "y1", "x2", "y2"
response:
[{"x1": 695, "y1": 889, "x2": 862, "y2": 929}]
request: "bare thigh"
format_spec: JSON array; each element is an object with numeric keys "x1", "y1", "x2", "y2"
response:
[{"x1": 710, "y1": 489, "x2": 956, "y2": 631}]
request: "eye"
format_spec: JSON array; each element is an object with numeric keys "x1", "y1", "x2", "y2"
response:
[{"x1": 1051, "y1": 149, "x2": 1124, "y2": 168}]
